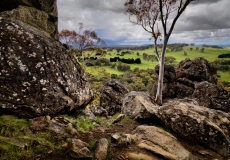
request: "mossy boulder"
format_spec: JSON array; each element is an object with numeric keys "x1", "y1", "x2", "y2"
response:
[
  {"x1": 0, "y1": 0, "x2": 57, "y2": 16},
  {"x1": 0, "y1": 5, "x2": 56, "y2": 39},
  {"x1": 0, "y1": 0, "x2": 58, "y2": 40}
]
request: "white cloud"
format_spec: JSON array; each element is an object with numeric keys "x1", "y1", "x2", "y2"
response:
[{"x1": 58, "y1": 0, "x2": 230, "y2": 46}]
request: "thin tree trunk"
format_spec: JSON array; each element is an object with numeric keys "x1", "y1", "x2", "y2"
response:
[
  {"x1": 155, "y1": 39, "x2": 168, "y2": 105},
  {"x1": 155, "y1": 62, "x2": 163, "y2": 105}
]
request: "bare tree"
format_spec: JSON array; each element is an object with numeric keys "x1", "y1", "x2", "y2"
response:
[
  {"x1": 125, "y1": 0, "x2": 196, "y2": 105},
  {"x1": 59, "y1": 23, "x2": 106, "y2": 55}
]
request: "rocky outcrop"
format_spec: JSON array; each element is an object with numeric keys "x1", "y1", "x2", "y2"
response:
[
  {"x1": 0, "y1": 17, "x2": 93, "y2": 117},
  {"x1": 158, "y1": 99, "x2": 230, "y2": 157},
  {"x1": 130, "y1": 125, "x2": 194, "y2": 160},
  {"x1": 121, "y1": 91, "x2": 159, "y2": 120},
  {"x1": 0, "y1": 0, "x2": 58, "y2": 39},
  {"x1": 193, "y1": 81, "x2": 230, "y2": 111},
  {"x1": 100, "y1": 79, "x2": 129, "y2": 116},
  {"x1": 176, "y1": 58, "x2": 217, "y2": 84},
  {"x1": 150, "y1": 58, "x2": 230, "y2": 111}
]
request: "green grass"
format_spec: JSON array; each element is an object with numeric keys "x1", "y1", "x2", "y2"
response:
[
  {"x1": 83, "y1": 46, "x2": 230, "y2": 82},
  {"x1": 218, "y1": 71, "x2": 230, "y2": 83},
  {"x1": 0, "y1": 115, "x2": 68, "y2": 159},
  {"x1": 0, "y1": 115, "x2": 29, "y2": 137},
  {"x1": 74, "y1": 116, "x2": 95, "y2": 133}
]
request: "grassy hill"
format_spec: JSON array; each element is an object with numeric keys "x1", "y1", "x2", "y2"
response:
[{"x1": 83, "y1": 46, "x2": 230, "y2": 83}]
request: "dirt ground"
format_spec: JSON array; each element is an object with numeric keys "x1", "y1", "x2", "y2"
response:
[{"x1": 44, "y1": 116, "x2": 224, "y2": 160}]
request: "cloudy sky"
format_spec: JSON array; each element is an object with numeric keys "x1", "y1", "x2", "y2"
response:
[{"x1": 57, "y1": 0, "x2": 230, "y2": 46}]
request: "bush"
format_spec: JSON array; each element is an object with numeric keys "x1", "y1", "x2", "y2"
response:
[
  {"x1": 117, "y1": 63, "x2": 130, "y2": 71},
  {"x1": 218, "y1": 53, "x2": 230, "y2": 58}
]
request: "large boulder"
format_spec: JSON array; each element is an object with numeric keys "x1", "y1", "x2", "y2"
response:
[
  {"x1": 193, "y1": 81, "x2": 230, "y2": 112},
  {"x1": 100, "y1": 79, "x2": 129, "y2": 116},
  {"x1": 0, "y1": 0, "x2": 57, "y2": 18},
  {"x1": 0, "y1": 0, "x2": 58, "y2": 39},
  {"x1": 176, "y1": 58, "x2": 217, "y2": 84},
  {"x1": 0, "y1": 6, "x2": 57, "y2": 40},
  {"x1": 0, "y1": 17, "x2": 93, "y2": 117},
  {"x1": 131, "y1": 125, "x2": 194, "y2": 160},
  {"x1": 121, "y1": 91, "x2": 159, "y2": 120},
  {"x1": 158, "y1": 99, "x2": 230, "y2": 157}
]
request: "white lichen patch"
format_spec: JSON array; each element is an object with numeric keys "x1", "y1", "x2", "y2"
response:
[
  {"x1": 1, "y1": 69, "x2": 8, "y2": 73},
  {"x1": 40, "y1": 67, "x2": 44, "y2": 71},
  {"x1": 7, "y1": 47, "x2": 13, "y2": 52},
  {"x1": 42, "y1": 88, "x2": 47, "y2": 91},
  {"x1": 6, "y1": 25, "x2": 14, "y2": 31},
  {"x1": 57, "y1": 77, "x2": 64, "y2": 84},
  {"x1": 35, "y1": 62, "x2": 42, "y2": 68},
  {"x1": 25, "y1": 32, "x2": 34, "y2": 39},
  {"x1": 13, "y1": 93, "x2": 18, "y2": 97},
  {"x1": 32, "y1": 76, "x2": 37, "y2": 82},
  {"x1": 28, "y1": 52, "x2": 37, "y2": 58},
  {"x1": 67, "y1": 79, "x2": 71, "y2": 84},
  {"x1": 22, "y1": 82, "x2": 31, "y2": 87},
  {"x1": 40, "y1": 79, "x2": 48, "y2": 85},
  {"x1": 37, "y1": 44, "x2": 40, "y2": 48},
  {"x1": 18, "y1": 30, "x2": 23, "y2": 35},
  {"x1": 19, "y1": 46, "x2": 22, "y2": 50},
  {"x1": 17, "y1": 60, "x2": 28, "y2": 72},
  {"x1": 2, "y1": 104, "x2": 6, "y2": 109}
]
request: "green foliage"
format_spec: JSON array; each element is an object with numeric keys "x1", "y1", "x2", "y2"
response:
[
  {"x1": 117, "y1": 63, "x2": 131, "y2": 71},
  {"x1": 74, "y1": 116, "x2": 95, "y2": 133},
  {"x1": 95, "y1": 116, "x2": 106, "y2": 125},
  {"x1": 84, "y1": 46, "x2": 230, "y2": 92}
]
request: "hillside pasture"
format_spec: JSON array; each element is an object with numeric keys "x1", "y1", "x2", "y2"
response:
[{"x1": 81, "y1": 46, "x2": 230, "y2": 82}]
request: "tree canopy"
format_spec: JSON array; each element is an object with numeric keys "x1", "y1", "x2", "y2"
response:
[{"x1": 59, "y1": 23, "x2": 106, "y2": 52}]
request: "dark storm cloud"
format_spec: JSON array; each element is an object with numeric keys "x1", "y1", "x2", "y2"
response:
[
  {"x1": 58, "y1": 0, "x2": 230, "y2": 45},
  {"x1": 176, "y1": 0, "x2": 230, "y2": 31},
  {"x1": 75, "y1": 0, "x2": 125, "y2": 13}
]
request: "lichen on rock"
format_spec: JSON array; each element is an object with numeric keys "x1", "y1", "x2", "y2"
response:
[{"x1": 0, "y1": 17, "x2": 93, "y2": 117}]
